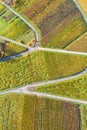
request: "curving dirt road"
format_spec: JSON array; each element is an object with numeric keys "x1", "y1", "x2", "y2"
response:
[
  {"x1": 72, "y1": 0, "x2": 87, "y2": 23},
  {"x1": 0, "y1": 36, "x2": 30, "y2": 48},
  {"x1": 0, "y1": 88, "x2": 87, "y2": 105},
  {"x1": 0, "y1": 1, "x2": 39, "y2": 44},
  {"x1": 0, "y1": 1, "x2": 87, "y2": 105},
  {"x1": 0, "y1": 66, "x2": 87, "y2": 104}
]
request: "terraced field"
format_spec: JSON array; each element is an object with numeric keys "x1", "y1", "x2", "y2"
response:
[
  {"x1": 0, "y1": 93, "x2": 81, "y2": 130},
  {"x1": 66, "y1": 31, "x2": 87, "y2": 52},
  {"x1": 23, "y1": 0, "x2": 87, "y2": 49}
]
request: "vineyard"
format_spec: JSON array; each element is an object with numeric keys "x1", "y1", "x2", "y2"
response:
[
  {"x1": 43, "y1": 51, "x2": 87, "y2": 80},
  {"x1": 0, "y1": 4, "x2": 35, "y2": 46},
  {"x1": 13, "y1": 0, "x2": 35, "y2": 12},
  {"x1": 66, "y1": 31, "x2": 87, "y2": 52},
  {"x1": 80, "y1": 105, "x2": 87, "y2": 130},
  {"x1": 0, "y1": 41, "x2": 25, "y2": 57},
  {"x1": 0, "y1": 50, "x2": 87, "y2": 90},
  {"x1": 23, "y1": 0, "x2": 87, "y2": 49},
  {"x1": 35, "y1": 73, "x2": 87, "y2": 101},
  {"x1": 0, "y1": 93, "x2": 25, "y2": 130},
  {"x1": 0, "y1": 0, "x2": 86, "y2": 50},
  {"x1": 0, "y1": 93, "x2": 81, "y2": 130},
  {"x1": 77, "y1": 0, "x2": 87, "y2": 16},
  {"x1": 0, "y1": 51, "x2": 49, "y2": 90},
  {"x1": 0, "y1": 1, "x2": 87, "y2": 130},
  {"x1": 31, "y1": 96, "x2": 80, "y2": 130}
]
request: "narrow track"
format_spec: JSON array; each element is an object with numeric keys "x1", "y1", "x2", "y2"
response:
[
  {"x1": 0, "y1": 1, "x2": 87, "y2": 105},
  {"x1": 0, "y1": 89, "x2": 87, "y2": 105},
  {"x1": 72, "y1": 0, "x2": 87, "y2": 23},
  {"x1": 0, "y1": 1, "x2": 39, "y2": 44}
]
